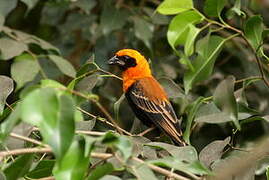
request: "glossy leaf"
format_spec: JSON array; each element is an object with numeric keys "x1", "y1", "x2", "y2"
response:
[
  {"x1": 183, "y1": 97, "x2": 203, "y2": 144},
  {"x1": 54, "y1": 137, "x2": 90, "y2": 180},
  {"x1": 167, "y1": 10, "x2": 204, "y2": 53},
  {"x1": 146, "y1": 142, "x2": 198, "y2": 162},
  {"x1": 158, "y1": 77, "x2": 185, "y2": 98},
  {"x1": 100, "y1": 175, "x2": 121, "y2": 180},
  {"x1": 21, "y1": 88, "x2": 75, "y2": 159},
  {"x1": 40, "y1": 79, "x2": 66, "y2": 89},
  {"x1": 0, "y1": 14, "x2": 4, "y2": 29},
  {"x1": 157, "y1": 0, "x2": 193, "y2": 15},
  {"x1": 72, "y1": 0, "x2": 96, "y2": 13},
  {"x1": 195, "y1": 103, "x2": 232, "y2": 123},
  {"x1": 213, "y1": 76, "x2": 240, "y2": 129},
  {"x1": 0, "y1": 76, "x2": 13, "y2": 115},
  {"x1": 0, "y1": 0, "x2": 17, "y2": 17},
  {"x1": 27, "y1": 160, "x2": 55, "y2": 179},
  {"x1": 184, "y1": 24, "x2": 202, "y2": 56},
  {"x1": 75, "y1": 75, "x2": 98, "y2": 93},
  {"x1": 100, "y1": 0, "x2": 128, "y2": 35},
  {"x1": 0, "y1": 104, "x2": 21, "y2": 141},
  {"x1": 87, "y1": 163, "x2": 114, "y2": 180},
  {"x1": 199, "y1": 137, "x2": 230, "y2": 168},
  {"x1": 102, "y1": 132, "x2": 132, "y2": 161},
  {"x1": 184, "y1": 35, "x2": 225, "y2": 93},
  {"x1": 244, "y1": 16, "x2": 263, "y2": 50},
  {"x1": 0, "y1": 37, "x2": 28, "y2": 60},
  {"x1": 3, "y1": 154, "x2": 34, "y2": 180},
  {"x1": 204, "y1": 0, "x2": 227, "y2": 17},
  {"x1": 11, "y1": 53, "x2": 40, "y2": 89},
  {"x1": 133, "y1": 17, "x2": 153, "y2": 49},
  {"x1": 21, "y1": 0, "x2": 39, "y2": 10},
  {"x1": 48, "y1": 55, "x2": 76, "y2": 78},
  {"x1": 149, "y1": 157, "x2": 211, "y2": 175},
  {"x1": 129, "y1": 159, "x2": 158, "y2": 180}
]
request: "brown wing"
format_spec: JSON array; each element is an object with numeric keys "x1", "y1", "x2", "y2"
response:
[{"x1": 125, "y1": 77, "x2": 186, "y2": 146}]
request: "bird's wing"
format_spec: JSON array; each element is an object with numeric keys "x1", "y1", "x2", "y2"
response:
[{"x1": 126, "y1": 77, "x2": 185, "y2": 146}]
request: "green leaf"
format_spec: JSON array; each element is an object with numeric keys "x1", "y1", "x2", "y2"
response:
[
  {"x1": 100, "y1": 175, "x2": 121, "y2": 180},
  {"x1": 48, "y1": 55, "x2": 76, "y2": 78},
  {"x1": 228, "y1": 0, "x2": 245, "y2": 18},
  {"x1": 20, "y1": 0, "x2": 38, "y2": 10},
  {"x1": 114, "y1": 94, "x2": 125, "y2": 122},
  {"x1": 27, "y1": 160, "x2": 55, "y2": 179},
  {"x1": 76, "y1": 119, "x2": 96, "y2": 131},
  {"x1": 129, "y1": 160, "x2": 158, "y2": 180},
  {"x1": 21, "y1": 88, "x2": 75, "y2": 159},
  {"x1": 0, "y1": 171, "x2": 6, "y2": 180},
  {"x1": 54, "y1": 137, "x2": 90, "y2": 180},
  {"x1": 40, "y1": 79, "x2": 66, "y2": 89},
  {"x1": 102, "y1": 132, "x2": 132, "y2": 161},
  {"x1": 75, "y1": 75, "x2": 98, "y2": 93},
  {"x1": 133, "y1": 17, "x2": 153, "y2": 49},
  {"x1": 149, "y1": 157, "x2": 211, "y2": 175},
  {"x1": 157, "y1": 0, "x2": 193, "y2": 15},
  {"x1": 11, "y1": 53, "x2": 40, "y2": 89},
  {"x1": 0, "y1": 76, "x2": 13, "y2": 115},
  {"x1": 0, "y1": 0, "x2": 17, "y2": 17},
  {"x1": 158, "y1": 77, "x2": 185, "y2": 99},
  {"x1": 71, "y1": 0, "x2": 96, "y2": 14},
  {"x1": 146, "y1": 142, "x2": 198, "y2": 162},
  {"x1": 0, "y1": 14, "x2": 4, "y2": 30},
  {"x1": 213, "y1": 76, "x2": 240, "y2": 129},
  {"x1": 244, "y1": 15, "x2": 263, "y2": 50},
  {"x1": 183, "y1": 97, "x2": 203, "y2": 144},
  {"x1": 0, "y1": 104, "x2": 21, "y2": 141},
  {"x1": 266, "y1": 166, "x2": 269, "y2": 179},
  {"x1": 0, "y1": 37, "x2": 28, "y2": 60},
  {"x1": 204, "y1": 0, "x2": 227, "y2": 17},
  {"x1": 195, "y1": 102, "x2": 233, "y2": 123},
  {"x1": 87, "y1": 163, "x2": 114, "y2": 180},
  {"x1": 184, "y1": 35, "x2": 225, "y2": 93},
  {"x1": 100, "y1": 0, "x2": 128, "y2": 35},
  {"x1": 167, "y1": 10, "x2": 204, "y2": 53},
  {"x1": 184, "y1": 24, "x2": 202, "y2": 56},
  {"x1": 3, "y1": 154, "x2": 34, "y2": 180},
  {"x1": 199, "y1": 137, "x2": 231, "y2": 168}
]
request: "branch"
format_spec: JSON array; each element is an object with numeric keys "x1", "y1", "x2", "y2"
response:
[
  {"x1": 9, "y1": 133, "x2": 49, "y2": 147},
  {"x1": 57, "y1": 87, "x2": 124, "y2": 135},
  {"x1": 0, "y1": 148, "x2": 195, "y2": 180},
  {"x1": 77, "y1": 107, "x2": 132, "y2": 136}
]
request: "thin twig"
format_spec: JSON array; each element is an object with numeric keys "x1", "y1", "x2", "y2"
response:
[
  {"x1": 9, "y1": 133, "x2": 49, "y2": 147},
  {"x1": 0, "y1": 147, "x2": 52, "y2": 161},
  {"x1": 0, "y1": 148, "x2": 195, "y2": 180},
  {"x1": 5, "y1": 102, "x2": 14, "y2": 111},
  {"x1": 137, "y1": 126, "x2": 156, "y2": 136},
  {"x1": 77, "y1": 107, "x2": 132, "y2": 136},
  {"x1": 57, "y1": 87, "x2": 124, "y2": 135},
  {"x1": 132, "y1": 157, "x2": 193, "y2": 180},
  {"x1": 37, "y1": 177, "x2": 55, "y2": 180},
  {"x1": 76, "y1": 130, "x2": 106, "y2": 136}
]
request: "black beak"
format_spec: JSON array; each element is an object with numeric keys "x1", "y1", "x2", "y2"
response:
[{"x1": 108, "y1": 56, "x2": 125, "y2": 66}]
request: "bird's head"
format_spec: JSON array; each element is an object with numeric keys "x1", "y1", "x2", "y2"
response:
[{"x1": 108, "y1": 49, "x2": 152, "y2": 78}]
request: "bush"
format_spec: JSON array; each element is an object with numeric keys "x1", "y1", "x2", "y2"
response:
[{"x1": 0, "y1": 0, "x2": 269, "y2": 179}]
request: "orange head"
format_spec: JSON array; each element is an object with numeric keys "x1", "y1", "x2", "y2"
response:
[{"x1": 108, "y1": 49, "x2": 152, "y2": 91}]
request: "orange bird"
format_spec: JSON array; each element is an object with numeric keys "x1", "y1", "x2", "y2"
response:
[{"x1": 108, "y1": 49, "x2": 186, "y2": 146}]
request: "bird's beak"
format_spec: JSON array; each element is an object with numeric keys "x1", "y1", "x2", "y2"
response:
[{"x1": 108, "y1": 56, "x2": 125, "y2": 66}]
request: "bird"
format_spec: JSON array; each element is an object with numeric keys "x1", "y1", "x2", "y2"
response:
[{"x1": 108, "y1": 49, "x2": 186, "y2": 146}]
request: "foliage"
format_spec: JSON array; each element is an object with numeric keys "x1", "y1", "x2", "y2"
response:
[{"x1": 0, "y1": 0, "x2": 269, "y2": 179}]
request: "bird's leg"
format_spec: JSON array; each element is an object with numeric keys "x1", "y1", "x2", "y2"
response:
[{"x1": 137, "y1": 126, "x2": 156, "y2": 136}]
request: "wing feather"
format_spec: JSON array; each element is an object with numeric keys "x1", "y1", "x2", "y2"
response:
[{"x1": 125, "y1": 77, "x2": 186, "y2": 146}]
